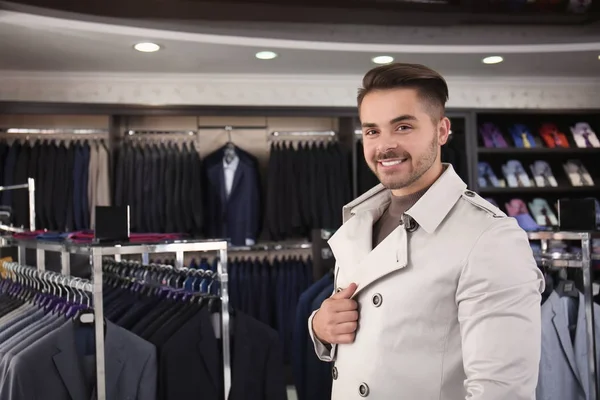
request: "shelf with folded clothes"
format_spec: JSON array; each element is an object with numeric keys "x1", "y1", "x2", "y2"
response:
[
  {"x1": 478, "y1": 147, "x2": 600, "y2": 155},
  {"x1": 477, "y1": 157, "x2": 599, "y2": 194},
  {"x1": 476, "y1": 113, "x2": 600, "y2": 152},
  {"x1": 478, "y1": 186, "x2": 600, "y2": 195},
  {"x1": 482, "y1": 196, "x2": 590, "y2": 232}
]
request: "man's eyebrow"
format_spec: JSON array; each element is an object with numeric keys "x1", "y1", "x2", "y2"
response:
[
  {"x1": 390, "y1": 114, "x2": 418, "y2": 124},
  {"x1": 360, "y1": 114, "x2": 418, "y2": 129}
]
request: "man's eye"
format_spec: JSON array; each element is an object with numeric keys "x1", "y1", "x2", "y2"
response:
[
  {"x1": 397, "y1": 125, "x2": 411, "y2": 131},
  {"x1": 365, "y1": 130, "x2": 377, "y2": 136}
]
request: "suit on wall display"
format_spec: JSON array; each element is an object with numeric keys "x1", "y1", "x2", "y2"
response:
[
  {"x1": 112, "y1": 140, "x2": 203, "y2": 235},
  {"x1": 202, "y1": 144, "x2": 262, "y2": 246}
]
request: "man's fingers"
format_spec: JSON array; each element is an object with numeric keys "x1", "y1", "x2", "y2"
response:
[
  {"x1": 331, "y1": 283, "x2": 358, "y2": 300},
  {"x1": 334, "y1": 310, "x2": 359, "y2": 324},
  {"x1": 334, "y1": 321, "x2": 358, "y2": 335},
  {"x1": 330, "y1": 299, "x2": 358, "y2": 312},
  {"x1": 336, "y1": 333, "x2": 356, "y2": 345}
]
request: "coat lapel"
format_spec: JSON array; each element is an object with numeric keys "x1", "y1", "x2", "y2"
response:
[
  {"x1": 209, "y1": 162, "x2": 228, "y2": 210},
  {"x1": 549, "y1": 292, "x2": 585, "y2": 392},
  {"x1": 52, "y1": 323, "x2": 89, "y2": 400},
  {"x1": 328, "y1": 201, "x2": 409, "y2": 297},
  {"x1": 197, "y1": 308, "x2": 221, "y2": 394},
  {"x1": 104, "y1": 322, "x2": 125, "y2": 400},
  {"x1": 229, "y1": 157, "x2": 245, "y2": 203}
]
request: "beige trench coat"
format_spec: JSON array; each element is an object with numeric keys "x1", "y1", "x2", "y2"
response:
[{"x1": 309, "y1": 164, "x2": 544, "y2": 400}]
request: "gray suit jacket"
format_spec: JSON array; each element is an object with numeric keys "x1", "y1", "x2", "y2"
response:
[
  {"x1": 537, "y1": 291, "x2": 600, "y2": 400},
  {"x1": 2, "y1": 319, "x2": 157, "y2": 400}
]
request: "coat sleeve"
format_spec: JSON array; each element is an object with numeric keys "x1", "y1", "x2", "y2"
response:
[
  {"x1": 307, "y1": 310, "x2": 337, "y2": 362},
  {"x1": 456, "y1": 217, "x2": 544, "y2": 400}
]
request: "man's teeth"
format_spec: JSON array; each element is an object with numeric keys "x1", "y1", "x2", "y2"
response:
[{"x1": 381, "y1": 159, "x2": 406, "y2": 167}]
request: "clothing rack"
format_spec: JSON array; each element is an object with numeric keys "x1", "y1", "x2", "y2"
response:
[
  {"x1": 9, "y1": 237, "x2": 232, "y2": 400},
  {"x1": 269, "y1": 130, "x2": 336, "y2": 141},
  {"x1": 0, "y1": 128, "x2": 109, "y2": 135},
  {"x1": 0, "y1": 177, "x2": 35, "y2": 232},
  {"x1": 125, "y1": 129, "x2": 196, "y2": 136},
  {"x1": 528, "y1": 231, "x2": 600, "y2": 400},
  {"x1": 4, "y1": 262, "x2": 94, "y2": 294},
  {"x1": 229, "y1": 242, "x2": 312, "y2": 252}
]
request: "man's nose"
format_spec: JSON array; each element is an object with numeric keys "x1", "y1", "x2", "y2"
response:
[{"x1": 377, "y1": 137, "x2": 398, "y2": 153}]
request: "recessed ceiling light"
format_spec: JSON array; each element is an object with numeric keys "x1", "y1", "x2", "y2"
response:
[
  {"x1": 482, "y1": 56, "x2": 504, "y2": 65},
  {"x1": 255, "y1": 51, "x2": 278, "y2": 60},
  {"x1": 134, "y1": 42, "x2": 161, "y2": 53},
  {"x1": 372, "y1": 55, "x2": 394, "y2": 65}
]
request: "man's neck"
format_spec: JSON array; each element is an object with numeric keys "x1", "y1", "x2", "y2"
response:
[{"x1": 391, "y1": 162, "x2": 445, "y2": 197}]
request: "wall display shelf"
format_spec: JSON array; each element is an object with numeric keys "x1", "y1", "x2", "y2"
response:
[{"x1": 472, "y1": 110, "x2": 600, "y2": 232}]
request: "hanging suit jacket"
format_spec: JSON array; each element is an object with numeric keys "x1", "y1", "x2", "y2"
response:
[
  {"x1": 309, "y1": 164, "x2": 545, "y2": 400},
  {"x1": 202, "y1": 145, "x2": 261, "y2": 246},
  {"x1": 160, "y1": 307, "x2": 287, "y2": 400},
  {"x1": 536, "y1": 291, "x2": 600, "y2": 400},
  {"x1": 1, "y1": 319, "x2": 157, "y2": 400}
]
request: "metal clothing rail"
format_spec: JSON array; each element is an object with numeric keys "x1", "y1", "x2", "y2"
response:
[
  {"x1": 270, "y1": 130, "x2": 336, "y2": 138},
  {"x1": 0, "y1": 177, "x2": 35, "y2": 231},
  {"x1": 229, "y1": 242, "x2": 312, "y2": 252},
  {"x1": 10, "y1": 238, "x2": 232, "y2": 400},
  {"x1": 528, "y1": 231, "x2": 600, "y2": 400},
  {"x1": 125, "y1": 130, "x2": 196, "y2": 136},
  {"x1": 0, "y1": 128, "x2": 109, "y2": 135},
  {"x1": 198, "y1": 125, "x2": 268, "y2": 131}
]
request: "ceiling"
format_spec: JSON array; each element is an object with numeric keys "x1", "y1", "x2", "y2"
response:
[{"x1": 0, "y1": 3, "x2": 599, "y2": 78}]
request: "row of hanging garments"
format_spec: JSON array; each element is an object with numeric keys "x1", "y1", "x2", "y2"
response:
[
  {"x1": 265, "y1": 140, "x2": 352, "y2": 241},
  {"x1": 0, "y1": 261, "x2": 156, "y2": 400},
  {"x1": 536, "y1": 267, "x2": 600, "y2": 400},
  {"x1": 0, "y1": 137, "x2": 110, "y2": 231},
  {"x1": 112, "y1": 137, "x2": 203, "y2": 235},
  {"x1": 101, "y1": 258, "x2": 287, "y2": 400},
  {"x1": 227, "y1": 254, "x2": 313, "y2": 363}
]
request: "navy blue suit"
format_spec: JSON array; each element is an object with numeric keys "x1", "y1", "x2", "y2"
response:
[
  {"x1": 202, "y1": 145, "x2": 262, "y2": 246},
  {"x1": 292, "y1": 273, "x2": 333, "y2": 400}
]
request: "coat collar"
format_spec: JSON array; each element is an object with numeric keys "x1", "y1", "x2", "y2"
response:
[
  {"x1": 328, "y1": 164, "x2": 467, "y2": 296},
  {"x1": 343, "y1": 163, "x2": 467, "y2": 234}
]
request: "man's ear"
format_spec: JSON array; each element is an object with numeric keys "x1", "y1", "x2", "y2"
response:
[{"x1": 438, "y1": 117, "x2": 451, "y2": 146}]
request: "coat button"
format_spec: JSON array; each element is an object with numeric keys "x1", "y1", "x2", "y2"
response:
[
  {"x1": 372, "y1": 293, "x2": 382, "y2": 307},
  {"x1": 464, "y1": 190, "x2": 476, "y2": 197},
  {"x1": 359, "y1": 383, "x2": 370, "y2": 397},
  {"x1": 332, "y1": 366, "x2": 338, "y2": 380}
]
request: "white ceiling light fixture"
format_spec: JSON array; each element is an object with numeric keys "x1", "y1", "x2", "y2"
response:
[
  {"x1": 134, "y1": 42, "x2": 161, "y2": 53},
  {"x1": 372, "y1": 55, "x2": 394, "y2": 65},
  {"x1": 482, "y1": 56, "x2": 504, "y2": 65},
  {"x1": 255, "y1": 51, "x2": 278, "y2": 60}
]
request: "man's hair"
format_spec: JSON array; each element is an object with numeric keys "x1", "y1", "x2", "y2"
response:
[{"x1": 357, "y1": 63, "x2": 449, "y2": 121}]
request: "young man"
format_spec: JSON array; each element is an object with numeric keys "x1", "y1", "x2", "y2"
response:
[{"x1": 309, "y1": 63, "x2": 544, "y2": 399}]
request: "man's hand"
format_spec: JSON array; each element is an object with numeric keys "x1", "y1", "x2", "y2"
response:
[{"x1": 312, "y1": 283, "x2": 359, "y2": 345}]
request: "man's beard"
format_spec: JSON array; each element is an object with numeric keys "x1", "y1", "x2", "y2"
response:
[{"x1": 370, "y1": 134, "x2": 438, "y2": 190}]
